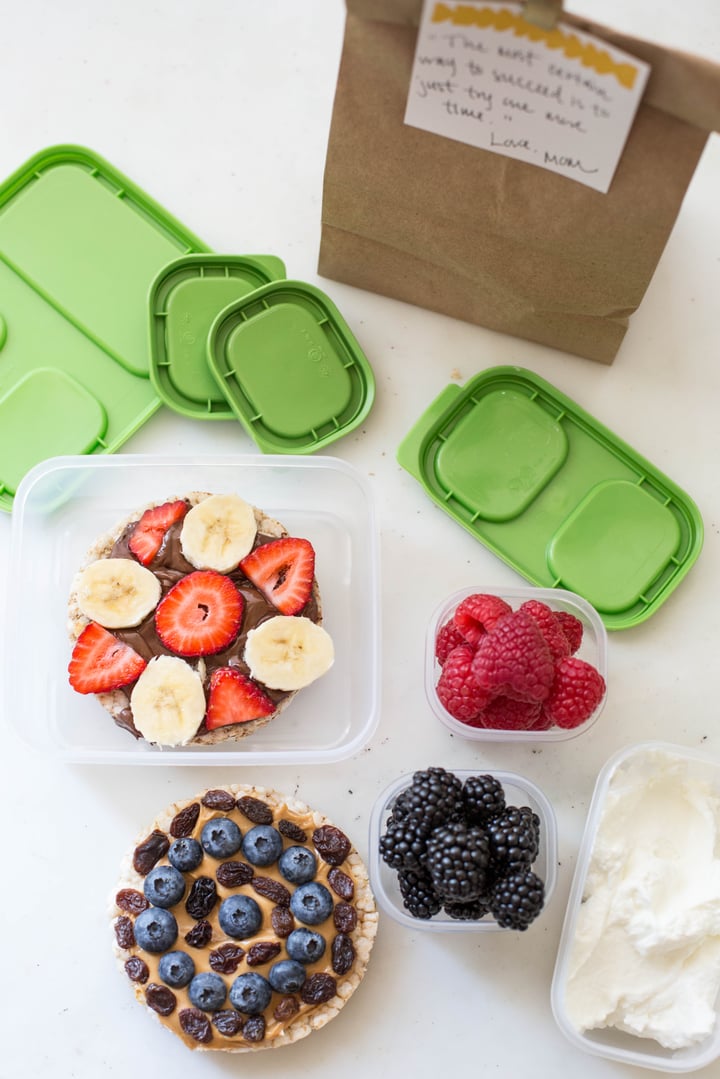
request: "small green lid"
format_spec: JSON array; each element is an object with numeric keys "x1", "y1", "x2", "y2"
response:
[
  {"x1": 206, "y1": 280, "x2": 375, "y2": 454},
  {"x1": 397, "y1": 366, "x2": 703, "y2": 629},
  {"x1": 148, "y1": 253, "x2": 287, "y2": 420}
]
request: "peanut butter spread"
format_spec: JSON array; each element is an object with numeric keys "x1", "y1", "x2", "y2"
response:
[{"x1": 111, "y1": 785, "x2": 377, "y2": 1051}]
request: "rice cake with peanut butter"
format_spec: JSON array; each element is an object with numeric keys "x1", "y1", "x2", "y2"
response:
[
  {"x1": 111, "y1": 784, "x2": 378, "y2": 1051},
  {"x1": 66, "y1": 492, "x2": 333, "y2": 747}
]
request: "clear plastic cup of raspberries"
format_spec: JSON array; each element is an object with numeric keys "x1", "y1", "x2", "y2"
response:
[
  {"x1": 368, "y1": 767, "x2": 557, "y2": 932},
  {"x1": 426, "y1": 586, "x2": 608, "y2": 742}
]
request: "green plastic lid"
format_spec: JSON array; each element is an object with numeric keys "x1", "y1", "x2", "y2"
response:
[
  {"x1": 0, "y1": 144, "x2": 209, "y2": 512},
  {"x1": 206, "y1": 280, "x2": 376, "y2": 454},
  {"x1": 397, "y1": 366, "x2": 703, "y2": 629},
  {"x1": 148, "y1": 253, "x2": 287, "y2": 420}
]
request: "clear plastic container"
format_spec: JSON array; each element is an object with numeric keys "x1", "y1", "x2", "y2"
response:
[
  {"x1": 368, "y1": 769, "x2": 557, "y2": 932},
  {"x1": 5, "y1": 454, "x2": 380, "y2": 765},
  {"x1": 552, "y1": 742, "x2": 720, "y2": 1072},
  {"x1": 425, "y1": 585, "x2": 608, "y2": 742}
]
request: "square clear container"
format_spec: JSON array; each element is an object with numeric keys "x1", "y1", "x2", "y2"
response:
[
  {"x1": 552, "y1": 741, "x2": 720, "y2": 1072},
  {"x1": 368, "y1": 769, "x2": 557, "y2": 931},
  {"x1": 425, "y1": 585, "x2": 608, "y2": 742},
  {"x1": 5, "y1": 454, "x2": 380, "y2": 765}
]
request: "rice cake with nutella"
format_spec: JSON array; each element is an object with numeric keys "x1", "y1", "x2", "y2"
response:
[
  {"x1": 111, "y1": 785, "x2": 378, "y2": 1050},
  {"x1": 67, "y1": 492, "x2": 333, "y2": 747}
]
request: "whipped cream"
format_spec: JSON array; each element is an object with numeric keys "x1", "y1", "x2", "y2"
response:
[{"x1": 565, "y1": 749, "x2": 720, "y2": 1050}]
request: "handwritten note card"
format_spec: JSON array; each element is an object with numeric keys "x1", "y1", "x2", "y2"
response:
[{"x1": 404, "y1": 1, "x2": 651, "y2": 192}]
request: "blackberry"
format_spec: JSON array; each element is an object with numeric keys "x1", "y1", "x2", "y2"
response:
[
  {"x1": 486, "y1": 806, "x2": 540, "y2": 869},
  {"x1": 397, "y1": 869, "x2": 442, "y2": 919},
  {"x1": 462, "y1": 774, "x2": 506, "y2": 823},
  {"x1": 443, "y1": 897, "x2": 491, "y2": 921},
  {"x1": 425, "y1": 820, "x2": 491, "y2": 902},
  {"x1": 379, "y1": 815, "x2": 434, "y2": 870},
  {"x1": 489, "y1": 869, "x2": 545, "y2": 930},
  {"x1": 396, "y1": 767, "x2": 465, "y2": 828}
]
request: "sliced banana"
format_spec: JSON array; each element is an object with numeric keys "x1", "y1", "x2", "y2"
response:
[
  {"x1": 180, "y1": 493, "x2": 258, "y2": 572},
  {"x1": 130, "y1": 655, "x2": 206, "y2": 746},
  {"x1": 244, "y1": 616, "x2": 334, "y2": 692},
  {"x1": 75, "y1": 558, "x2": 161, "y2": 629}
]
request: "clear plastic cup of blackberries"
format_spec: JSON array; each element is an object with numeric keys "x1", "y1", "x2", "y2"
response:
[
  {"x1": 426, "y1": 586, "x2": 608, "y2": 743},
  {"x1": 369, "y1": 767, "x2": 557, "y2": 931}
]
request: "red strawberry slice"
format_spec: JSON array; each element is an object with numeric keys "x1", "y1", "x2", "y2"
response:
[
  {"x1": 128, "y1": 500, "x2": 188, "y2": 566},
  {"x1": 205, "y1": 667, "x2": 276, "y2": 730},
  {"x1": 69, "y1": 622, "x2": 147, "y2": 694},
  {"x1": 155, "y1": 571, "x2": 243, "y2": 656},
  {"x1": 239, "y1": 537, "x2": 315, "y2": 615}
]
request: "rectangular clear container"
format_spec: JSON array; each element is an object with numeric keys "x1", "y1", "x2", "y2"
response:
[
  {"x1": 368, "y1": 768, "x2": 557, "y2": 932},
  {"x1": 425, "y1": 585, "x2": 607, "y2": 742},
  {"x1": 5, "y1": 454, "x2": 380, "y2": 765},
  {"x1": 552, "y1": 742, "x2": 720, "y2": 1072}
]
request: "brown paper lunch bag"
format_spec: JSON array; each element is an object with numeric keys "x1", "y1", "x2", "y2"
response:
[{"x1": 319, "y1": 0, "x2": 720, "y2": 363}]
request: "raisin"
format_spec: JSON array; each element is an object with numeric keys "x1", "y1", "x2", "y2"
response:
[
  {"x1": 331, "y1": 933, "x2": 355, "y2": 975},
  {"x1": 273, "y1": 995, "x2": 300, "y2": 1022},
  {"x1": 124, "y1": 957, "x2": 149, "y2": 984},
  {"x1": 179, "y1": 1008, "x2": 213, "y2": 1044},
  {"x1": 209, "y1": 943, "x2": 245, "y2": 974},
  {"x1": 271, "y1": 906, "x2": 295, "y2": 938},
  {"x1": 216, "y1": 861, "x2": 254, "y2": 888},
  {"x1": 145, "y1": 984, "x2": 176, "y2": 1016},
  {"x1": 201, "y1": 789, "x2": 236, "y2": 812},
  {"x1": 170, "y1": 802, "x2": 200, "y2": 838},
  {"x1": 236, "y1": 796, "x2": 273, "y2": 825},
  {"x1": 212, "y1": 1010, "x2": 244, "y2": 1037},
  {"x1": 328, "y1": 868, "x2": 355, "y2": 901},
  {"x1": 333, "y1": 903, "x2": 357, "y2": 934},
  {"x1": 115, "y1": 888, "x2": 149, "y2": 915},
  {"x1": 185, "y1": 919, "x2": 213, "y2": 948},
  {"x1": 312, "y1": 825, "x2": 351, "y2": 866},
  {"x1": 301, "y1": 972, "x2": 337, "y2": 1005},
  {"x1": 278, "y1": 819, "x2": 307, "y2": 843},
  {"x1": 185, "y1": 876, "x2": 218, "y2": 919},
  {"x1": 246, "y1": 941, "x2": 281, "y2": 966},
  {"x1": 243, "y1": 1014, "x2": 266, "y2": 1043},
  {"x1": 132, "y1": 830, "x2": 170, "y2": 876},
  {"x1": 251, "y1": 876, "x2": 291, "y2": 906},
  {"x1": 114, "y1": 916, "x2": 135, "y2": 950}
]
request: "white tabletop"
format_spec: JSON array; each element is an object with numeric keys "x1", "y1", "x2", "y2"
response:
[{"x1": 1, "y1": 2, "x2": 719, "y2": 1076}]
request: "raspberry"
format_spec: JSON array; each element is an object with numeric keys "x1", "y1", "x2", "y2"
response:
[
  {"x1": 518, "y1": 600, "x2": 570, "y2": 660},
  {"x1": 471, "y1": 610, "x2": 554, "y2": 703},
  {"x1": 436, "y1": 644, "x2": 491, "y2": 723},
  {"x1": 555, "y1": 611, "x2": 584, "y2": 655},
  {"x1": 543, "y1": 656, "x2": 606, "y2": 729},
  {"x1": 453, "y1": 593, "x2": 512, "y2": 647},
  {"x1": 435, "y1": 618, "x2": 466, "y2": 666},
  {"x1": 475, "y1": 695, "x2": 541, "y2": 731}
]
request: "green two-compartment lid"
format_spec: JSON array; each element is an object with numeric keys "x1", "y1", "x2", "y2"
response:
[{"x1": 398, "y1": 367, "x2": 703, "y2": 629}]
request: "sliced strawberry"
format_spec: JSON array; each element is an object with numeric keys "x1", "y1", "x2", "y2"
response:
[
  {"x1": 69, "y1": 622, "x2": 147, "y2": 694},
  {"x1": 128, "y1": 500, "x2": 188, "y2": 566},
  {"x1": 155, "y1": 571, "x2": 243, "y2": 656},
  {"x1": 205, "y1": 667, "x2": 275, "y2": 730},
  {"x1": 239, "y1": 537, "x2": 315, "y2": 615}
]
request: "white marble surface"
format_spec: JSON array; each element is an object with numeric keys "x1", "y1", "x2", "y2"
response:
[{"x1": 1, "y1": 2, "x2": 719, "y2": 1076}]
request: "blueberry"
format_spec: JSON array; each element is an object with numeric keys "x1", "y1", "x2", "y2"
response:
[
  {"x1": 133, "y1": 907, "x2": 178, "y2": 953},
  {"x1": 289, "y1": 881, "x2": 333, "y2": 925},
  {"x1": 218, "y1": 894, "x2": 262, "y2": 939},
  {"x1": 229, "y1": 972, "x2": 272, "y2": 1015},
  {"x1": 241, "y1": 825, "x2": 283, "y2": 867},
  {"x1": 268, "y1": 959, "x2": 307, "y2": 994},
  {"x1": 201, "y1": 817, "x2": 242, "y2": 859},
  {"x1": 278, "y1": 845, "x2": 317, "y2": 884},
  {"x1": 168, "y1": 837, "x2": 203, "y2": 872},
  {"x1": 188, "y1": 972, "x2": 227, "y2": 1012},
  {"x1": 285, "y1": 928, "x2": 326, "y2": 964},
  {"x1": 143, "y1": 865, "x2": 186, "y2": 908},
  {"x1": 158, "y1": 950, "x2": 195, "y2": 988}
]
